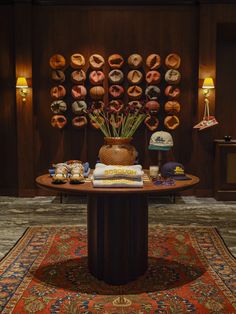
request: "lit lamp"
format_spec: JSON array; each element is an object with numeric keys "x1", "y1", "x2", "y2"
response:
[
  {"x1": 202, "y1": 77, "x2": 214, "y2": 97},
  {"x1": 16, "y1": 77, "x2": 28, "y2": 102}
]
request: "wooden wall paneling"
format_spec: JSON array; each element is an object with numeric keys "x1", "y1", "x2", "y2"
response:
[
  {"x1": 196, "y1": 4, "x2": 236, "y2": 196},
  {"x1": 0, "y1": 5, "x2": 18, "y2": 195},
  {"x1": 33, "y1": 4, "x2": 197, "y2": 187},
  {"x1": 216, "y1": 23, "x2": 236, "y2": 140},
  {"x1": 14, "y1": 2, "x2": 35, "y2": 196}
]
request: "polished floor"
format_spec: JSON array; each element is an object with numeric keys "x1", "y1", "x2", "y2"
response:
[{"x1": 0, "y1": 195, "x2": 236, "y2": 260}]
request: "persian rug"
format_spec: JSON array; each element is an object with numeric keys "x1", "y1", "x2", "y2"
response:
[{"x1": 0, "y1": 226, "x2": 235, "y2": 314}]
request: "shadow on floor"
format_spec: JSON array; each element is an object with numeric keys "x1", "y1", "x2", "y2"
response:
[{"x1": 32, "y1": 256, "x2": 206, "y2": 295}]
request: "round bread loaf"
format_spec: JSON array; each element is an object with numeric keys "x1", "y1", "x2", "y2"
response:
[
  {"x1": 108, "y1": 69, "x2": 124, "y2": 84},
  {"x1": 51, "y1": 115, "x2": 67, "y2": 129},
  {"x1": 71, "y1": 70, "x2": 86, "y2": 84},
  {"x1": 72, "y1": 115, "x2": 87, "y2": 128},
  {"x1": 89, "y1": 70, "x2": 105, "y2": 85},
  {"x1": 71, "y1": 100, "x2": 87, "y2": 115},
  {"x1": 146, "y1": 70, "x2": 161, "y2": 84},
  {"x1": 71, "y1": 85, "x2": 87, "y2": 99},
  {"x1": 51, "y1": 70, "x2": 65, "y2": 82},
  {"x1": 89, "y1": 86, "x2": 105, "y2": 100},
  {"x1": 51, "y1": 100, "x2": 67, "y2": 114},
  {"x1": 165, "y1": 69, "x2": 181, "y2": 84}
]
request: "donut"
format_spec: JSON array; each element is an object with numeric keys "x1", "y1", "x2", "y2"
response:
[
  {"x1": 165, "y1": 69, "x2": 181, "y2": 84},
  {"x1": 90, "y1": 116, "x2": 105, "y2": 129},
  {"x1": 89, "y1": 86, "x2": 105, "y2": 100},
  {"x1": 146, "y1": 54, "x2": 161, "y2": 70},
  {"x1": 108, "y1": 54, "x2": 124, "y2": 69},
  {"x1": 51, "y1": 115, "x2": 67, "y2": 129},
  {"x1": 108, "y1": 69, "x2": 124, "y2": 84},
  {"x1": 165, "y1": 85, "x2": 180, "y2": 99},
  {"x1": 145, "y1": 100, "x2": 160, "y2": 113},
  {"x1": 89, "y1": 54, "x2": 105, "y2": 69},
  {"x1": 164, "y1": 115, "x2": 180, "y2": 130},
  {"x1": 89, "y1": 70, "x2": 105, "y2": 85},
  {"x1": 127, "y1": 70, "x2": 143, "y2": 84},
  {"x1": 50, "y1": 85, "x2": 66, "y2": 100},
  {"x1": 165, "y1": 53, "x2": 181, "y2": 69},
  {"x1": 71, "y1": 70, "x2": 86, "y2": 84},
  {"x1": 49, "y1": 54, "x2": 66, "y2": 69},
  {"x1": 70, "y1": 53, "x2": 85, "y2": 69},
  {"x1": 146, "y1": 71, "x2": 161, "y2": 84},
  {"x1": 109, "y1": 100, "x2": 124, "y2": 113},
  {"x1": 145, "y1": 85, "x2": 161, "y2": 100},
  {"x1": 71, "y1": 85, "x2": 87, "y2": 99},
  {"x1": 71, "y1": 100, "x2": 87, "y2": 115},
  {"x1": 51, "y1": 100, "x2": 67, "y2": 114},
  {"x1": 91, "y1": 101, "x2": 105, "y2": 114},
  {"x1": 144, "y1": 115, "x2": 159, "y2": 131},
  {"x1": 127, "y1": 85, "x2": 143, "y2": 99},
  {"x1": 109, "y1": 85, "x2": 124, "y2": 98},
  {"x1": 164, "y1": 101, "x2": 181, "y2": 114},
  {"x1": 51, "y1": 70, "x2": 65, "y2": 82},
  {"x1": 127, "y1": 54, "x2": 143, "y2": 69},
  {"x1": 72, "y1": 115, "x2": 87, "y2": 128}
]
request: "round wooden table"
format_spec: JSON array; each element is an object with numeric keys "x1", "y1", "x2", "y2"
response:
[{"x1": 36, "y1": 173, "x2": 199, "y2": 285}]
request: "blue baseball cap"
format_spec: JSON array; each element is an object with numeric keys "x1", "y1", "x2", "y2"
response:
[{"x1": 160, "y1": 162, "x2": 191, "y2": 180}]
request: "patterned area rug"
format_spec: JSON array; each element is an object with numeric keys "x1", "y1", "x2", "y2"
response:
[{"x1": 0, "y1": 226, "x2": 235, "y2": 313}]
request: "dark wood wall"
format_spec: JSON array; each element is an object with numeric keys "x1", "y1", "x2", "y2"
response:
[{"x1": 1, "y1": 1, "x2": 236, "y2": 196}]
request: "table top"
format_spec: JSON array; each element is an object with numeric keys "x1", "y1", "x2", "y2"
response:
[{"x1": 36, "y1": 172, "x2": 200, "y2": 195}]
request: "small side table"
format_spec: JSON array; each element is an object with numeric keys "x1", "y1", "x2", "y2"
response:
[{"x1": 214, "y1": 139, "x2": 236, "y2": 200}]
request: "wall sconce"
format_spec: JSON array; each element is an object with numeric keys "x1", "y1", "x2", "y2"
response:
[
  {"x1": 16, "y1": 77, "x2": 28, "y2": 102},
  {"x1": 202, "y1": 77, "x2": 214, "y2": 97},
  {"x1": 193, "y1": 77, "x2": 218, "y2": 130}
]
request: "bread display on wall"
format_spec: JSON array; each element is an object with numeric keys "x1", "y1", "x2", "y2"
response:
[{"x1": 48, "y1": 52, "x2": 182, "y2": 131}]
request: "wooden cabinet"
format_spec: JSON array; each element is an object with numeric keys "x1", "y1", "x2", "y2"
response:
[{"x1": 214, "y1": 140, "x2": 236, "y2": 200}]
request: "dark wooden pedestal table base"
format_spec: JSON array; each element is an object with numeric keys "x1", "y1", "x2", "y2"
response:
[
  {"x1": 36, "y1": 173, "x2": 199, "y2": 285},
  {"x1": 88, "y1": 194, "x2": 148, "y2": 285}
]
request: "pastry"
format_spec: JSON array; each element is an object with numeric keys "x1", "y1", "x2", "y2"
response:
[{"x1": 128, "y1": 100, "x2": 143, "y2": 111}]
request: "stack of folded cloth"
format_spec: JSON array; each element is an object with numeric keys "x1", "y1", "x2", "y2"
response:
[{"x1": 92, "y1": 163, "x2": 144, "y2": 188}]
